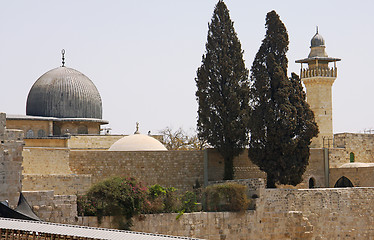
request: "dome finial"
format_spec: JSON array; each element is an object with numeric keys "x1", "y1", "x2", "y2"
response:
[
  {"x1": 134, "y1": 122, "x2": 140, "y2": 134},
  {"x1": 61, "y1": 49, "x2": 65, "y2": 67},
  {"x1": 316, "y1": 26, "x2": 319, "y2": 34}
]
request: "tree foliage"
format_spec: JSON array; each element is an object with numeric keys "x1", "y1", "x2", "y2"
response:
[
  {"x1": 79, "y1": 177, "x2": 148, "y2": 230},
  {"x1": 248, "y1": 10, "x2": 318, "y2": 188},
  {"x1": 159, "y1": 127, "x2": 208, "y2": 150},
  {"x1": 196, "y1": 0, "x2": 250, "y2": 180}
]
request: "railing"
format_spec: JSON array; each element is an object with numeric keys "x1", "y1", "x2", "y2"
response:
[{"x1": 300, "y1": 67, "x2": 337, "y2": 78}]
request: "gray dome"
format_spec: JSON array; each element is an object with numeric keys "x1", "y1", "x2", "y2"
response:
[
  {"x1": 26, "y1": 67, "x2": 102, "y2": 119},
  {"x1": 311, "y1": 32, "x2": 325, "y2": 47}
]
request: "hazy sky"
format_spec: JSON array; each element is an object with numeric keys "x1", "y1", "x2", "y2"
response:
[{"x1": 0, "y1": 1, "x2": 373, "y2": 135}]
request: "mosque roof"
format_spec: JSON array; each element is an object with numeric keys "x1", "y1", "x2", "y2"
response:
[
  {"x1": 26, "y1": 65, "x2": 103, "y2": 119},
  {"x1": 108, "y1": 133, "x2": 167, "y2": 151},
  {"x1": 6, "y1": 114, "x2": 108, "y2": 124}
]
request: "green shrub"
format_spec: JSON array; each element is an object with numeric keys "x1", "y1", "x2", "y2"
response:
[
  {"x1": 203, "y1": 182, "x2": 250, "y2": 212},
  {"x1": 180, "y1": 191, "x2": 198, "y2": 213},
  {"x1": 77, "y1": 195, "x2": 97, "y2": 216},
  {"x1": 81, "y1": 176, "x2": 148, "y2": 230},
  {"x1": 145, "y1": 184, "x2": 179, "y2": 213}
]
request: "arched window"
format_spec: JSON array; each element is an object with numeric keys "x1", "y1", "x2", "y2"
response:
[
  {"x1": 78, "y1": 125, "x2": 88, "y2": 135},
  {"x1": 26, "y1": 130, "x2": 34, "y2": 138},
  {"x1": 350, "y1": 152, "x2": 355, "y2": 163},
  {"x1": 334, "y1": 176, "x2": 354, "y2": 188},
  {"x1": 309, "y1": 177, "x2": 316, "y2": 188},
  {"x1": 38, "y1": 129, "x2": 46, "y2": 137}
]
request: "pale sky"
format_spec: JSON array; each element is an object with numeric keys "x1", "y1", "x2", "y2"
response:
[{"x1": 0, "y1": 1, "x2": 373, "y2": 135}]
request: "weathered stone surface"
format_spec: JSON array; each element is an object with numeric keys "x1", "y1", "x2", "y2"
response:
[
  {"x1": 69, "y1": 150, "x2": 205, "y2": 192},
  {"x1": 0, "y1": 112, "x2": 24, "y2": 207}
]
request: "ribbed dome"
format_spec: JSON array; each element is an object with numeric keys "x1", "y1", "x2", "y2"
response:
[
  {"x1": 311, "y1": 32, "x2": 325, "y2": 47},
  {"x1": 26, "y1": 67, "x2": 102, "y2": 119},
  {"x1": 108, "y1": 134, "x2": 167, "y2": 151}
]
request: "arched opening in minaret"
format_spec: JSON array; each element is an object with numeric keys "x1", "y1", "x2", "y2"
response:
[
  {"x1": 334, "y1": 176, "x2": 354, "y2": 188},
  {"x1": 309, "y1": 177, "x2": 316, "y2": 188}
]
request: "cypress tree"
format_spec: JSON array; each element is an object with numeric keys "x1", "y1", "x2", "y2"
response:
[
  {"x1": 196, "y1": 0, "x2": 249, "y2": 180},
  {"x1": 248, "y1": 11, "x2": 318, "y2": 187}
]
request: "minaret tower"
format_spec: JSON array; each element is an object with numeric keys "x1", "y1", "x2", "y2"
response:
[{"x1": 296, "y1": 28, "x2": 341, "y2": 148}]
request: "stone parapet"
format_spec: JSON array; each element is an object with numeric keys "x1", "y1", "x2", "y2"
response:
[{"x1": 301, "y1": 66, "x2": 337, "y2": 79}]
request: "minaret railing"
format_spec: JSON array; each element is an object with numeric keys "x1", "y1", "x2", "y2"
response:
[{"x1": 300, "y1": 67, "x2": 337, "y2": 78}]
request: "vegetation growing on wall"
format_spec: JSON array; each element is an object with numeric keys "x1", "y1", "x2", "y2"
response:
[
  {"x1": 77, "y1": 178, "x2": 201, "y2": 229},
  {"x1": 203, "y1": 182, "x2": 250, "y2": 212},
  {"x1": 77, "y1": 176, "x2": 148, "y2": 230},
  {"x1": 145, "y1": 184, "x2": 179, "y2": 213},
  {"x1": 78, "y1": 178, "x2": 255, "y2": 230}
]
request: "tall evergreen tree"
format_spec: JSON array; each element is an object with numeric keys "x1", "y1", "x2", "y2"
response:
[
  {"x1": 248, "y1": 11, "x2": 318, "y2": 188},
  {"x1": 196, "y1": 0, "x2": 249, "y2": 180}
]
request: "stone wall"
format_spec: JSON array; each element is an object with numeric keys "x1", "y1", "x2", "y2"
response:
[
  {"x1": 22, "y1": 190, "x2": 77, "y2": 224},
  {"x1": 329, "y1": 166, "x2": 374, "y2": 187},
  {"x1": 22, "y1": 147, "x2": 92, "y2": 195},
  {"x1": 332, "y1": 133, "x2": 374, "y2": 167},
  {"x1": 67, "y1": 135, "x2": 123, "y2": 150},
  {"x1": 22, "y1": 174, "x2": 91, "y2": 195},
  {"x1": 22, "y1": 147, "x2": 72, "y2": 174},
  {"x1": 262, "y1": 187, "x2": 374, "y2": 239},
  {"x1": 130, "y1": 186, "x2": 374, "y2": 239},
  {"x1": 0, "y1": 112, "x2": 24, "y2": 207},
  {"x1": 206, "y1": 149, "x2": 265, "y2": 182},
  {"x1": 208, "y1": 148, "x2": 326, "y2": 189},
  {"x1": 294, "y1": 148, "x2": 326, "y2": 188},
  {"x1": 328, "y1": 147, "x2": 349, "y2": 168},
  {"x1": 232, "y1": 150, "x2": 266, "y2": 180},
  {"x1": 132, "y1": 211, "x2": 313, "y2": 240},
  {"x1": 69, "y1": 150, "x2": 205, "y2": 191}
]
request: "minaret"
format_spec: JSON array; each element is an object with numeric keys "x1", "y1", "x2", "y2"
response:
[{"x1": 296, "y1": 28, "x2": 341, "y2": 148}]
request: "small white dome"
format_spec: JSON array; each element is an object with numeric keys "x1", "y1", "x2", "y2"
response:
[{"x1": 108, "y1": 134, "x2": 167, "y2": 151}]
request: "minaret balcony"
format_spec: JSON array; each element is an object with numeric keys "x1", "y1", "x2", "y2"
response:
[{"x1": 300, "y1": 67, "x2": 337, "y2": 79}]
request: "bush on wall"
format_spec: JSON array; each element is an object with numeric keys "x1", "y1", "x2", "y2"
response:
[
  {"x1": 144, "y1": 184, "x2": 179, "y2": 213},
  {"x1": 203, "y1": 182, "x2": 250, "y2": 212},
  {"x1": 77, "y1": 178, "x2": 204, "y2": 228},
  {"x1": 77, "y1": 176, "x2": 148, "y2": 230}
]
